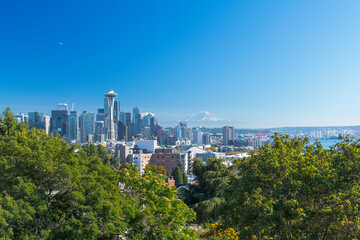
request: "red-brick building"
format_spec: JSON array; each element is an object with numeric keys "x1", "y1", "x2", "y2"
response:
[{"x1": 150, "y1": 148, "x2": 181, "y2": 175}]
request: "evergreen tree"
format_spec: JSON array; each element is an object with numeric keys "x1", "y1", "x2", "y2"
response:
[
  {"x1": 182, "y1": 171, "x2": 189, "y2": 184},
  {"x1": 181, "y1": 157, "x2": 235, "y2": 223},
  {"x1": 172, "y1": 166, "x2": 183, "y2": 185}
]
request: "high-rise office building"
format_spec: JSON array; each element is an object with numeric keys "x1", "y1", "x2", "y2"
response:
[
  {"x1": 202, "y1": 133, "x2": 211, "y2": 145},
  {"x1": 120, "y1": 112, "x2": 132, "y2": 126},
  {"x1": 44, "y1": 116, "x2": 50, "y2": 134},
  {"x1": 142, "y1": 112, "x2": 154, "y2": 126},
  {"x1": 15, "y1": 113, "x2": 26, "y2": 123},
  {"x1": 95, "y1": 121, "x2": 105, "y2": 135},
  {"x1": 134, "y1": 113, "x2": 142, "y2": 135},
  {"x1": 96, "y1": 108, "x2": 105, "y2": 122},
  {"x1": 133, "y1": 107, "x2": 142, "y2": 135},
  {"x1": 175, "y1": 122, "x2": 189, "y2": 139},
  {"x1": 114, "y1": 100, "x2": 120, "y2": 123},
  {"x1": 193, "y1": 128, "x2": 203, "y2": 144},
  {"x1": 104, "y1": 90, "x2": 118, "y2": 142},
  {"x1": 117, "y1": 121, "x2": 127, "y2": 141},
  {"x1": 68, "y1": 111, "x2": 78, "y2": 141},
  {"x1": 28, "y1": 112, "x2": 44, "y2": 122},
  {"x1": 104, "y1": 98, "x2": 109, "y2": 115},
  {"x1": 223, "y1": 126, "x2": 235, "y2": 146},
  {"x1": 79, "y1": 111, "x2": 95, "y2": 143},
  {"x1": 28, "y1": 112, "x2": 49, "y2": 134},
  {"x1": 51, "y1": 108, "x2": 68, "y2": 137},
  {"x1": 133, "y1": 106, "x2": 140, "y2": 122}
]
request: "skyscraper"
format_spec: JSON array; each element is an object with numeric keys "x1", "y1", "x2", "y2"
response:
[
  {"x1": 28, "y1": 112, "x2": 44, "y2": 122},
  {"x1": 28, "y1": 112, "x2": 49, "y2": 134},
  {"x1": 202, "y1": 133, "x2": 211, "y2": 145},
  {"x1": 117, "y1": 121, "x2": 128, "y2": 141},
  {"x1": 68, "y1": 111, "x2": 78, "y2": 141},
  {"x1": 15, "y1": 113, "x2": 26, "y2": 123},
  {"x1": 133, "y1": 106, "x2": 140, "y2": 122},
  {"x1": 223, "y1": 126, "x2": 235, "y2": 146},
  {"x1": 134, "y1": 113, "x2": 142, "y2": 135},
  {"x1": 133, "y1": 107, "x2": 142, "y2": 135},
  {"x1": 120, "y1": 112, "x2": 131, "y2": 126},
  {"x1": 44, "y1": 116, "x2": 50, "y2": 134},
  {"x1": 114, "y1": 100, "x2": 120, "y2": 123},
  {"x1": 79, "y1": 111, "x2": 95, "y2": 143},
  {"x1": 51, "y1": 108, "x2": 68, "y2": 138},
  {"x1": 104, "y1": 98, "x2": 109, "y2": 115},
  {"x1": 95, "y1": 121, "x2": 105, "y2": 135},
  {"x1": 175, "y1": 122, "x2": 188, "y2": 139},
  {"x1": 96, "y1": 108, "x2": 105, "y2": 122},
  {"x1": 104, "y1": 90, "x2": 118, "y2": 143},
  {"x1": 193, "y1": 128, "x2": 203, "y2": 144}
]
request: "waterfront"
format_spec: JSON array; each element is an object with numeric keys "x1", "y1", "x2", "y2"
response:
[{"x1": 309, "y1": 138, "x2": 339, "y2": 149}]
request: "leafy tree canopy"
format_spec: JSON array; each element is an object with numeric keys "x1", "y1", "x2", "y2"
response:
[
  {"x1": 182, "y1": 157, "x2": 235, "y2": 223},
  {"x1": 0, "y1": 108, "x2": 198, "y2": 239},
  {"x1": 221, "y1": 133, "x2": 360, "y2": 239}
]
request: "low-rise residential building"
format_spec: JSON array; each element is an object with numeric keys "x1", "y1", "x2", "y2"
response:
[{"x1": 129, "y1": 153, "x2": 152, "y2": 175}]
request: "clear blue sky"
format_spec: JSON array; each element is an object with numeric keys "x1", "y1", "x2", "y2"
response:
[{"x1": 1, "y1": 0, "x2": 360, "y2": 128}]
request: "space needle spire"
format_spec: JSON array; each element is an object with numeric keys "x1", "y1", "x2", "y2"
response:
[{"x1": 104, "y1": 89, "x2": 118, "y2": 143}]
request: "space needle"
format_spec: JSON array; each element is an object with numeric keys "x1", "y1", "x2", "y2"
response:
[{"x1": 104, "y1": 89, "x2": 118, "y2": 143}]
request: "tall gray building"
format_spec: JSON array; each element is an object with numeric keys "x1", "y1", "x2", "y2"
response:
[
  {"x1": 202, "y1": 133, "x2": 211, "y2": 145},
  {"x1": 120, "y1": 112, "x2": 131, "y2": 126},
  {"x1": 28, "y1": 112, "x2": 49, "y2": 134},
  {"x1": 133, "y1": 106, "x2": 140, "y2": 122},
  {"x1": 79, "y1": 111, "x2": 95, "y2": 143},
  {"x1": 68, "y1": 111, "x2": 78, "y2": 141},
  {"x1": 193, "y1": 128, "x2": 203, "y2": 144},
  {"x1": 114, "y1": 100, "x2": 120, "y2": 123},
  {"x1": 223, "y1": 126, "x2": 235, "y2": 146},
  {"x1": 133, "y1": 107, "x2": 142, "y2": 135},
  {"x1": 51, "y1": 109, "x2": 68, "y2": 137}
]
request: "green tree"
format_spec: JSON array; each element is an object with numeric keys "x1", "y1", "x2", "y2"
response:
[
  {"x1": 145, "y1": 164, "x2": 167, "y2": 178},
  {"x1": 0, "y1": 108, "x2": 198, "y2": 239},
  {"x1": 0, "y1": 108, "x2": 133, "y2": 239},
  {"x1": 117, "y1": 163, "x2": 198, "y2": 240},
  {"x1": 182, "y1": 171, "x2": 189, "y2": 185},
  {"x1": 172, "y1": 166, "x2": 184, "y2": 185},
  {"x1": 182, "y1": 157, "x2": 235, "y2": 223},
  {"x1": 221, "y1": 134, "x2": 360, "y2": 239}
]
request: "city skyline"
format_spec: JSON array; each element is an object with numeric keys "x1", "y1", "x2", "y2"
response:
[{"x1": 2, "y1": 1, "x2": 360, "y2": 128}]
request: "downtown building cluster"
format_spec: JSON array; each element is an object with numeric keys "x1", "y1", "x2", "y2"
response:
[{"x1": 14, "y1": 90, "x2": 259, "y2": 176}]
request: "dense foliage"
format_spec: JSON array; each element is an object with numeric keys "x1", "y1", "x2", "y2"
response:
[
  {"x1": 171, "y1": 165, "x2": 188, "y2": 185},
  {"x1": 181, "y1": 157, "x2": 235, "y2": 223},
  {"x1": 117, "y1": 163, "x2": 197, "y2": 239},
  {"x1": 221, "y1": 134, "x2": 360, "y2": 239},
  {"x1": 0, "y1": 107, "x2": 197, "y2": 239}
]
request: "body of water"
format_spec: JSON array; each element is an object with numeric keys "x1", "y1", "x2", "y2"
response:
[{"x1": 308, "y1": 138, "x2": 339, "y2": 149}]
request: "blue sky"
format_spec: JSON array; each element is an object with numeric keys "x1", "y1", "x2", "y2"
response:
[{"x1": 1, "y1": 0, "x2": 360, "y2": 128}]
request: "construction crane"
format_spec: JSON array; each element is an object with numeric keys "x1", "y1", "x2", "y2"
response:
[{"x1": 257, "y1": 129, "x2": 271, "y2": 140}]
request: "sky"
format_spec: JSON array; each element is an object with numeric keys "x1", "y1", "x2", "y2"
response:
[{"x1": 1, "y1": 0, "x2": 360, "y2": 128}]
